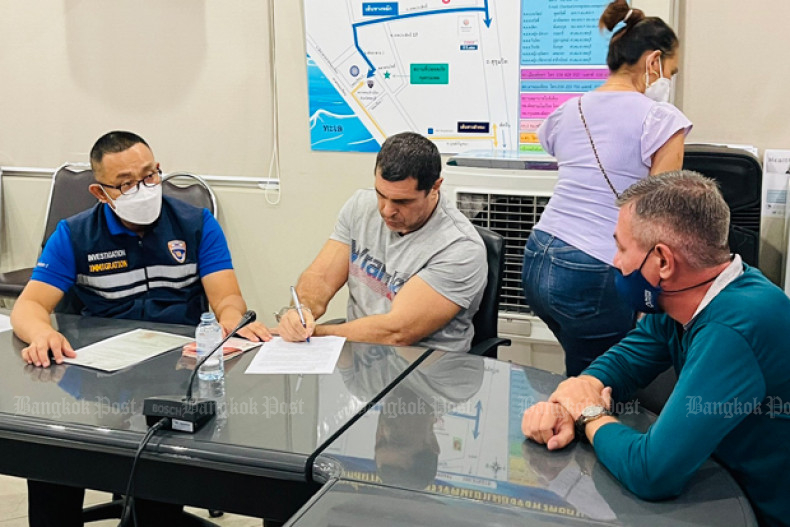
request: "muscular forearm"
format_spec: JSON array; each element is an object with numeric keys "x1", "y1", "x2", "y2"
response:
[
  {"x1": 295, "y1": 271, "x2": 338, "y2": 320},
  {"x1": 212, "y1": 294, "x2": 247, "y2": 329},
  {"x1": 10, "y1": 299, "x2": 56, "y2": 344},
  {"x1": 314, "y1": 314, "x2": 422, "y2": 347}
]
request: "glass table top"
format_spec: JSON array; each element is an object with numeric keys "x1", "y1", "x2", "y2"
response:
[
  {"x1": 0, "y1": 314, "x2": 431, "y2": 461},
  {"x1": 314, "y1": 349, "x2": 756, "y2": 526}
]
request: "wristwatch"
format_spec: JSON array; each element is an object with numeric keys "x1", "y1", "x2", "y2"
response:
[
  {"x1": 274, "y1": 305, "x2": 311, "y2": 323},
  {"x1": 575, "y1": 405, "x2": 613, "y2": 441}
]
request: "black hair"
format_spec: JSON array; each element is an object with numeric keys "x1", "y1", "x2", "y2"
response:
[
  {"x1": 375, "y1": 132, "x2": 441, "y2": 193},
  {"x1": 90, "y1": 131, "x2": 150, "y2": 170},
  {"x1": 599, "y1": 0, "x2": 678, "y2": 72}
]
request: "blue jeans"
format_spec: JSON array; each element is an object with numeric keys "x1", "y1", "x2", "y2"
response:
[{"x1": 521, "y1": 230, "x2": 635, "y2": 376}]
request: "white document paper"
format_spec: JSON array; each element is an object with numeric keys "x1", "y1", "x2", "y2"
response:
[
  {"x1": 0, "y1": 314, "x2": 11, "y2": 333},
  {"x1": 64, "y1": 329, "x2": 193, "y2": 372},
  {"x1": 762, "y1": 150, "x2": 790, "y2": 218},
  {"x1": 244, "y1": 336, "x2": 346, "y2": 375}
]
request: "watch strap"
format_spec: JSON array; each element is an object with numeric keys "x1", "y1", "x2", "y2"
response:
[{"x1": 575, "y1": 407, "x2": 613, "y2": 442}]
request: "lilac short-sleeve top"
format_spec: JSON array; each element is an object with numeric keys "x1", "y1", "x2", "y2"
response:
[{"x1": 535, "y1": 91, "x2": 692, "y2": 265}]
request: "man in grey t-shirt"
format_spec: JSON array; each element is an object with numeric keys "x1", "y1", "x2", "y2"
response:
[{"x1": 278, "y1": 132, "x2": 487, "y2": 352}]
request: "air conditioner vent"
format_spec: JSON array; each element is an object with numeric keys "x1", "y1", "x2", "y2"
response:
[{"x1": 458, "y1": 192, "x2": 550, "y2": 315}]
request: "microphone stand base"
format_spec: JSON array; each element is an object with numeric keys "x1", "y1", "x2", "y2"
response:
[{"x1": 143, "y1": 396, "x2": 216, "y2": 433}]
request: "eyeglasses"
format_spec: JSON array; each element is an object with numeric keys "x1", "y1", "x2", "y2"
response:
[{"x1": 97, "y1": 168, "x2": 162, "y2": 196}]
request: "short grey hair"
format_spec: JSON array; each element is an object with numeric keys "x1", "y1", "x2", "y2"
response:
[{"x1": 616, "y1": 170, "x2": 731, "y2": 269}]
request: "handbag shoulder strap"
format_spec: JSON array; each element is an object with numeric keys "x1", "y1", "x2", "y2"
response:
[{"x1": 577, "y1": 96, "x2": 620, "y2": 199}]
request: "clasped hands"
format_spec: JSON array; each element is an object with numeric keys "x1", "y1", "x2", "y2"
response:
[{"x1": 521, "y1": 375, "x2": 612, "y2": 450}]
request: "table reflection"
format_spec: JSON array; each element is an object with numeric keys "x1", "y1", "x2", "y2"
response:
[{"x1": 317, "y1": 352, "x2": 741, "y2": 525}]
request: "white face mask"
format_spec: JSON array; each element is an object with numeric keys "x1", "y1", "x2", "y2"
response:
[
  {"x1": 644, "y1": 56, "x2": 672, "y2": 103},
  {"x1": 104, "y1": 183, "x2": 162, "y2": 225}
]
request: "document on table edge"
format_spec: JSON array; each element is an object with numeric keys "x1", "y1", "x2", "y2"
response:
[{"x1": 63, "y1": 328, "x2": 193, "y2": 372}]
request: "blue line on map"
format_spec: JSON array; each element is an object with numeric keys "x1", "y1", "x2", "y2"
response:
[
  {"x1": 353, "y1": 1, "x2": 493, "y2": 77},
  {"x1": 448, "y1": 400, "x2": 483, "y2": 439},
  {"x1": 352, "y1": 27, "x2": 377, "y2": 77}
]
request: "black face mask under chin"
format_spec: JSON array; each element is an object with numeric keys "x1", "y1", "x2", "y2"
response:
[
  {"x1": 661, "y1": 254, "x2": 735, "y2": 295},
  {"x1": 661, "y1": 273, "x2": 719, "y2": 295}
]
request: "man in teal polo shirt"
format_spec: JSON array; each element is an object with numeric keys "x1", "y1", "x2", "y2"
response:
[{"x1": 521, "y1": 171, "x2": 790, "y2": 527}]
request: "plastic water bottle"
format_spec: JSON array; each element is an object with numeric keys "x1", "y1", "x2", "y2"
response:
[{"x1": 196, "y1": 312, "x2": 224, "y2": 381}]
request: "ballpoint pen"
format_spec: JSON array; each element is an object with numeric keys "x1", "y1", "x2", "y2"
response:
[{"x1": 290, "y1": 286, "x2": 311, "y2": 343}]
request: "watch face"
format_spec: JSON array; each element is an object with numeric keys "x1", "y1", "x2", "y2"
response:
[{"x1": 582, "y1": 405, "x2": 605, "y2": 418}]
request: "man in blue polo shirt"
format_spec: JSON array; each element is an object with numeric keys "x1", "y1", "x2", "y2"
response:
[
  {"x1": 12, "y1": 130, "x2": 270, "y2": 369},
  {"x1": 11, "y1": 131, "x2": 272, "y2": 526}
]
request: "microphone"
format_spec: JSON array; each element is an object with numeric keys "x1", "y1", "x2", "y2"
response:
[{"x1": 142, "y1": 310, "x2": 257, "y2": 433}]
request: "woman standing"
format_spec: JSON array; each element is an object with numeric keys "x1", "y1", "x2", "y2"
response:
[{"x1": 521, "y1": 0, "x2": 692, "y2": 376}]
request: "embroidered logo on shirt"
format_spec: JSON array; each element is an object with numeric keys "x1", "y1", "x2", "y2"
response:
[{"x1": 168, "y1": 240, "x2": 187, "y2": 264}]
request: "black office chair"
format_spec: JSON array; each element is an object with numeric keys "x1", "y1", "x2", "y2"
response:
[
  {"x1": 0, "y1": 169, "x2": 219, "y2": 301},
  {"x1": 162, "y1": 172, "x2": 218, "y2": 218},
  {"x1": 468, "y1": 226, "x2": 511, "y2": 358},
  {"x1": 683, "y1": 145, "x2": 762, "y2": 267},
  {"x1": 0, "y1": 163, "x2": 98, "y2": 298}
]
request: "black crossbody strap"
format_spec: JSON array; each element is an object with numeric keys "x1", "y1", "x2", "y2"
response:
[{"x1": 577, "y1": 96, "x2": 621, "y2": 199}]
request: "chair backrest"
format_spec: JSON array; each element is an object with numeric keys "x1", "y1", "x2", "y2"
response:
[
  {"x1": 41, "y1": 164, "x2": 99, "y2": 249},
  {"x1": 162, "y1": 172, "x2": 217, "y2": 218},
  {"x1": 683, "y1": 145, "x2": 762, "y2": 267},
  {"x1": 471, "y1": 226, "x2": 505, "y2": 348}
]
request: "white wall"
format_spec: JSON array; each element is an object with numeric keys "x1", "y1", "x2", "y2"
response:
[
  {"x1": 1, "y1": 0, "x2": 789, "y2": 326},
  {"x1": 676, "y1": 0, "x2": 790, "y2": 283},
  {"x1": 0, "y1": 1, "x2": 273, "y2": 173}
]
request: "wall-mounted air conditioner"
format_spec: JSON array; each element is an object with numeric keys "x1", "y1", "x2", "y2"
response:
[{"x1": 443, "y1": 162, "x2": 563, "y2": 372}]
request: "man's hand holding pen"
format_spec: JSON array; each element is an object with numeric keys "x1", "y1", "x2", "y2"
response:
[
  {"x1": 277, "y1": 288, "x2": 316, "y2": 342},
  {"x1": 290, "y1": 287, "x2": 311, "y2": 343}
]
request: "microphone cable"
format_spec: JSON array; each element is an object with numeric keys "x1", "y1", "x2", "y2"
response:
[{"x1": 118, "y1": 417, "x2": 171, "y2": 527}]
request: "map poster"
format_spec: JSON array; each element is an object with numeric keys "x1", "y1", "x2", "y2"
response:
[
  {"x1": 304, "y1": 0, "x2": 614, "y2": 154},
  {"x1": 304, "y1": 0, "x2": 521, "y2": 154}
]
